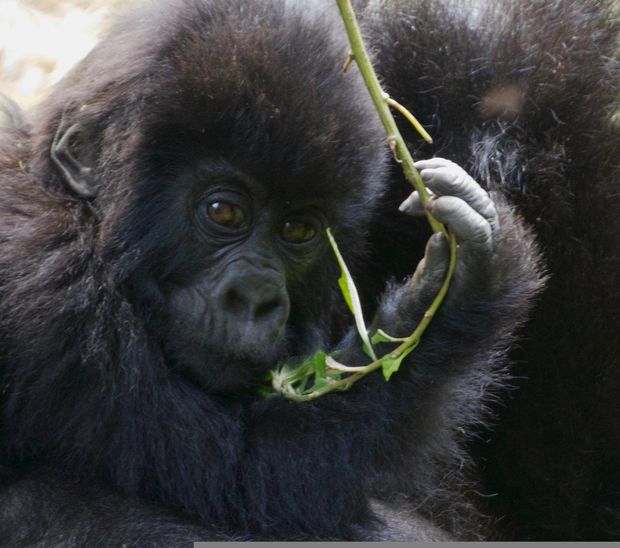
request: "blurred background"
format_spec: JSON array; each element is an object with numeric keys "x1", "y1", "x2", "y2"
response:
[
  {"x1": 2, "y1": 1, "x2": 618, "y2": 117},
  {"x1": 0, "y1": 0, "x2": 134, "y2": 109}
]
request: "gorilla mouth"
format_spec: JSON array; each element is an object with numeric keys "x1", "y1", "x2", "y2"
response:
[
  {"x1": 165, "y1": 319, "x2": 293, "y2": 393},
  {"x1": 199, "y1": 348, "x2": 286, "y2": 394}
]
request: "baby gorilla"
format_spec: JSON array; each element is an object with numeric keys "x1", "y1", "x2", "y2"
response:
[
  {"x1": 0, "y1": 158, "x2": 540, "y2": 543},
  {"x1": 0, "y1": 0, "x2": 542, "y2": 542}
]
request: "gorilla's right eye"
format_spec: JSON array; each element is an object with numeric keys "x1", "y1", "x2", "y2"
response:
[{"x1": 206, "y1": 201, "x2": 245, "y2": 229}]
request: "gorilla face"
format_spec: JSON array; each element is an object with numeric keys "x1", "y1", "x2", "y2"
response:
[{"x1": 160, "y1": 158, "x2": 333, "y2": 391}]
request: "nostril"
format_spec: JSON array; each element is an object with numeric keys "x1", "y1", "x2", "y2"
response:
[
  {"x1": 223, "y1": 287, "x2": 245, "y2": 313},
  {"x1": 254, "y1": 298, "x2": 283, "y2": 321},
  {"x1": 221, "y1": 285, "x2": 286, "y2": 324}
]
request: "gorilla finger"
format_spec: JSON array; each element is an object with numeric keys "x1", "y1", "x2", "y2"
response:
[
  {"x1": 411, "y1": 232, "x2": 450, "y2": 289},
  {"x1": 398, "y1": 190, "x2": 436, "y2": 216},
  {"x1": 415, "y1": 158, "x2": 498, "y2": 227},
  {"x1": 422, "y1": 232, "x2": 450, "y2": 273},
  {"x1": 414, "y1": 157, "x2": 454, "y2": 172},
  {"x1": 419, "y1": 166, "x2": 498, "y2": 230},
  {"x1": 426, "y1": 196, "x2": 492, "y2": 251}
]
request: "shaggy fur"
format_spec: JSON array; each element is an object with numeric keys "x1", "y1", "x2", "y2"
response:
[
  {"x1": 361, "y1": 0, "x2": 620, "y2": 540},
  {"x1": 0, "y1": 0, "x2": 546, "y2": 544}
]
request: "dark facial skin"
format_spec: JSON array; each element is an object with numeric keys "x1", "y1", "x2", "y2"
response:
[{"x1": 161, "y1": 160, "x2": 330, "y2": 392}]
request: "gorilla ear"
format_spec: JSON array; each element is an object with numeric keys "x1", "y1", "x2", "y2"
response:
[{"x1": 50, "y1": 112, "x2": 97, "y2": 199}]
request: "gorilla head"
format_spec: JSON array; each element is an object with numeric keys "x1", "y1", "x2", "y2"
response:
[{"x1": 27, "y1": 0, "x2": 386, "y2": 393}]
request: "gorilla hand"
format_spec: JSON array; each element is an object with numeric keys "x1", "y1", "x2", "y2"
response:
[{"x1": 397, "y1": 157, "x2": 500, "y2": 298}]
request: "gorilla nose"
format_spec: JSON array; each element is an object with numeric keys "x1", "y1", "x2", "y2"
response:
[{"x1": 219, "y1": 279, "x2": 290, "y2": 334}]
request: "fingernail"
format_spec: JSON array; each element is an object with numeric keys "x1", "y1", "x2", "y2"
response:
[{"x1": 398, "y1": 196, "x2": 414, "y2": 212}]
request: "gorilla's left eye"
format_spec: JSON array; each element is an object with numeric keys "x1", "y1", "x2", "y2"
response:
[{"x1": 280, "y1": 219, "x2": 317, "y2": 244}]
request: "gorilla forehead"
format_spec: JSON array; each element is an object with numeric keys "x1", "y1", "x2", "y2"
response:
[
  {"x1": 150, "y1": 0, "x2": 387, "y2": 199},
  {"x1": 53, "y1": 0, "x2": 387, "y2": 203}
]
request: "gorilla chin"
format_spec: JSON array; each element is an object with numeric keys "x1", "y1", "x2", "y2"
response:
[{"x1": 168, "y1": 344, "x2": 290, "y2": 393}]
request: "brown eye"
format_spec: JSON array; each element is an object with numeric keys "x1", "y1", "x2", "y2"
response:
[
  {"x1": 281, "y1": 219, "x2": 317, "y2": 244},
  {"x1": 207, "y1": 201, "x2": 245, "y2": 228}
]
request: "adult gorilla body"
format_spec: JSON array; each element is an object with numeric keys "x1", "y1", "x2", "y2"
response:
[
  {"x1": 0, "y1": 0, "x2": 541, "y2": 544},
  {"x1": 361, "y1": 0, "x2": 620, "y2": 539}
]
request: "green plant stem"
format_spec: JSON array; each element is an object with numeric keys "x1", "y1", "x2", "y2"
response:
[
  {"x1": 292, "y1": 1, "x2": 459, "y2": 400},
  {"x1": 335, "y1": 0, "x2": 443, "y2": 233},
  {"x1": 384, "y1": 96, "x2": 433, "y2": 144}
]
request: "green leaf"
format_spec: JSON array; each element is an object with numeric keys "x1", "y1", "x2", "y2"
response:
[
  {"x1": 308, "y1": 377, "x2": 328, "y2": 392},
  {"x1": 326, "y1": 228, "x2": 377, "y2": 360},
  {"x1": 371, "y1": 329, "x2": 408, "y2": 345},
  {"x1": 381, "y1": 346, "x2": 415, "y2": 381},
  {"x1": 291, "y1": 351, "x2": 328, "y2": 395},
  {"x1": 337, "y1": 275, "x2": 354, "y2": 316},
  {"x1": 362, "y1": 340, "x2": 375, "y2": 359},
  {"x1": 308, "y1": 351, "x2": 327, "y2": 378},
  {"x1": 282, "y1": 364, "x2": 309, "y2": 384},
  {"x1": 288, "y1": 352, "x2": 323, "y2": 379}
]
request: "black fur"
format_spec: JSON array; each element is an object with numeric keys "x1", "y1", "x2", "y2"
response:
[
  {"x1": 0, "y1": 0, "x2": 544, "y2": 543},
  {"x1": 362, "y1": 0, "x2": 620, "y2": 540}
]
